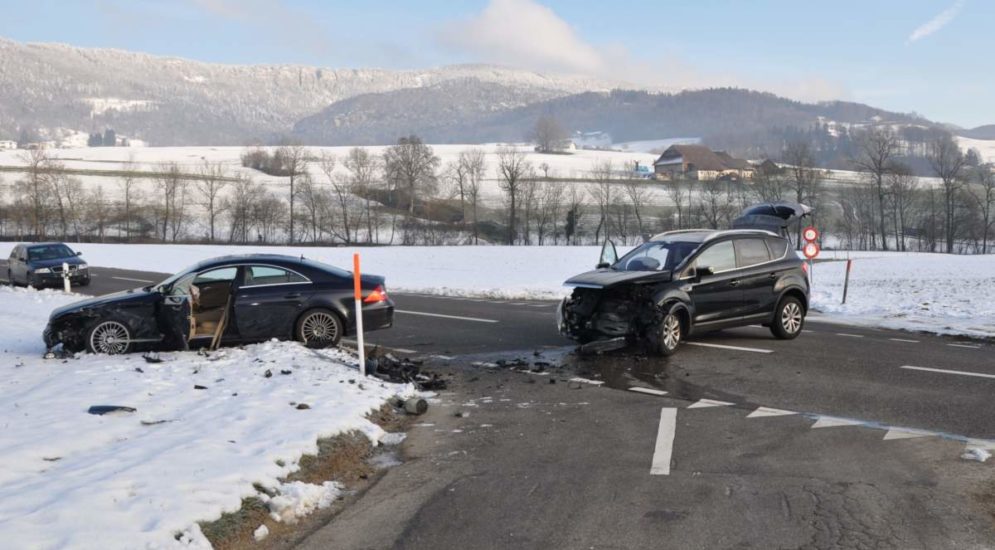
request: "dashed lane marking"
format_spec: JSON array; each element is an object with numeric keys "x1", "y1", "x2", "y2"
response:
[
  {"x1": 112, "y1": 276, "x2": 155, "y2": 283},
  {"x1": 889, "y1": 338, "x2": 920, "y2": 343},
  {"x1": 650, "y1": 408, "x2": 677, "y2": 475},
  {"x1": 687, "y1": 398, "x2": 734, "y2": 409},
  {"x1": 394, "y1": 310, "x2": 498, "y2": 323},
  {"x1": 948, "y1": 343, "x2": 981, "y2": 350},
  {"x1": 685, "y1": 342, "x2": 773, "y2": 354},
  {"x1": 569, "y1": 377, "x2": 605, "y2": 386},
  {"x1": 883, "y1": 428, "x2": 934, "y2": 441},
  {"x1": 628, "y1": 387, "x2": 668, "y2": 397},
  {"x1": 900, "y1": 365, "x2": 995, "y2": 380},
  {"x1": 835, "y1": 333, "x2": 864, "y2": 338},
  {"x1": 746, "y1": 406, "x2": 797, "y2": 418}
]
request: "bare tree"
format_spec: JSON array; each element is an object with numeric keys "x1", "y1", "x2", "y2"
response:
[
  {"x1": 195, "y1": 160, "x2": 229, "y2": 243},
  {"x1": 19, "y1": 148, "x2": 56, "y2": 238},
  {"x1": 969, "y1": 164, "x2": 995, "y2": 254},
  {"x1": 224, "y1": 175, "x2": 262, "y2": 243},
  {"x1": 888, "y1": 164, "x2": 920, "y2": 252},
  {"x1": 50, "y1": 172, "x2": 85, "y2": 240},
  {"x1": 533, "y1": 115, "x2": 567, "y2": 154},
  {"x1": 118, "y1": 174, "x2": 142, "y2": 242},
  {"x1": 87, "y1": 186, "x2": 111, "y2": 242},
  {"x1": 852, "y1": 128, "x2": 899, "y2": 250},
  {"x1": 383, "y1": 135, "x2": 440, "y2": 216},
  {"x1": 276, "y1": 144, "x2": 310, "y2": 244},
  {"x1": 667, "y1": 176, "x2": 693, "y2": 230},
  {"x1": 927, "y1": 133, "x2": 967, "y2": 253},
  {"x1": 343, "y1": 147, "x2": 380, "y2": 243},
  {"x1": 459, "y1": 149, "x2": 486, "y2": 244},
  {"x1": 622, "y1": 180, "x2": 652, "y2": 238},
  {"x1": 496, "y1": 147, "x2": 531, "y2": 245},
  {"x1": 296, "y1": 171, "x2": 329, "y2": 243},
  {"x1": 535, "y1": 181, "x2": 565, "y2": 244},
  {"x1": 155, "y1": 163, "x2": 186, "y2": 242},
  {"x1": 588, "y1": 160, "x2": 616, "y2": 242}
]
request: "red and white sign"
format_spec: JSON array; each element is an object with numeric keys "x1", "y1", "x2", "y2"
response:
[
  {"x1": 803, "y1": 242, "x2": 820, "y2": 259},
  {"x1": 802, "y1": 226, "x2": 819, "y2": 242}
]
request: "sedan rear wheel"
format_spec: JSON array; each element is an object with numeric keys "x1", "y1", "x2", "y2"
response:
[
  {"x1": 87, "y1": 320, "x2": 133, "y2": 355},
  {"x1": 296, "y1": 309, "x2": 343, "y2": 349},
  {"x1": 771, "y1": 297, "x2": 805, "y2": 340}
]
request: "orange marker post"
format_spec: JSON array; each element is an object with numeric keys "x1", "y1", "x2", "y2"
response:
[{"x1": 353, "y1": 253, "x2": 366, "y2": 376}]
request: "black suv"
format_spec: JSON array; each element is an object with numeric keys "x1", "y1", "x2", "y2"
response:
[
  {"x1": 557, "y1": 202, "x2": 811, "y2": 355},
  {"x1": 7, "y1": 243, "x2": 90, "y2": 288}
]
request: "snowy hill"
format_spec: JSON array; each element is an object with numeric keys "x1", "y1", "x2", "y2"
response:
[{"x1": 0, "y1": 37, "x2": 619, "y2": 145}]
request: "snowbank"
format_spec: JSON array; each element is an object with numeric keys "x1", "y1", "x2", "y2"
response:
[{"x1": 0, "y1": 285, "x2": 411, "y2": 549}]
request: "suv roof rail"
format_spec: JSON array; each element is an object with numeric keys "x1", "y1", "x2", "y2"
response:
[
  {"x1": 703, "y1": 229, "x2": 779, "y2": 242},
  {"x1": 649, "y1": 228, "x2": 713, "y2": 241}
]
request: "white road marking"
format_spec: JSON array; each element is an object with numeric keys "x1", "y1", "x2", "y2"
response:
[
  {"x1": 685, "y1": 342, "x2": 773, "y2": 354},
  {"x1": 433, "y1": 355, "x2": 456, "y2": 361},
  {"x1": 883, "y1": 428, "x2": 933, "y2": 441},
  {"x1": 395, "y1": 310, "x2": 498, "y2": 323},
  {"x1": 900, "y1": 365, "x2": 995, "y2": 380},
  {"x1": 687, "y1": 398, "x2": 734, "y2": 409},
  {"x1": 801, "y1": 329, "x2": 815, "y2": 333},
  {"x1": 811, "y1": 416, "x2": 864, "y2": 429},
  {"x1": 509, "y1": 302, "x2": 528, "y2": 306},
  {"x1": 948, "y1": 343, "x2": 981, "y2": 350},
  {"x1": 628, "y1": 387, "x2": 668, "y2": 397},
  {"x1": 569, "y1": 377, "x2": 604, "y2": 386},
  {"x1": 746, "y1": 406, "x2": 797, "y2": 418},
  {"x1": 112, "y1": 276, "x2": 155, "y2": 283},
  {"x1": 835, "y1": 333, "x2": 864, "y2": 338},
  {"x1": 889, "y1": 338, "x2": 919, "y2": 343},
  {"x1": 650, "y1": 407, "x2": 677, "y2": 475}
]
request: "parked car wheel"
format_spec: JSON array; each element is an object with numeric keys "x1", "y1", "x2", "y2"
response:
[
  {"x1": 649, "y1": 305, "x2": 684, "y2": 356},
  {"x1": 86, "y1": 319, "x2": 133, "y2": 355},
  {"x1": 771, "y1": 296, "x2": 805, "y2": 340},
  {"x1": 296, "y1": 309, "x2": 343, "y2": 349}
]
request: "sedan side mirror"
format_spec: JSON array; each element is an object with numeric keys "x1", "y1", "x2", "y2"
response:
[{"x1": 76, "y1": 251, "x2": 83, "y2": 256}]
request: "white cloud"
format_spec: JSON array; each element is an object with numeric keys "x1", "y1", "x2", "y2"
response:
[
  {"x1": 908, "y1": 0, "x2": 965, "y2": 43},
  {"x1": 437, "y1": 0, "x2": 847, "y2": 104}
]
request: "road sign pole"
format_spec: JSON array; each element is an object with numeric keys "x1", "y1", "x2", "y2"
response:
[
  {"x1": 352, "y1": 253, "x2": 366, "y2": 377},
  {"x1": 62, "y1": 262, "x2": 70, "y2": 293}
]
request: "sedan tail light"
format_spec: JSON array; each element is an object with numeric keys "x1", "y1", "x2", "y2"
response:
[{"x1": 364, "y1": 285, "x2": 388, "y2": 304}]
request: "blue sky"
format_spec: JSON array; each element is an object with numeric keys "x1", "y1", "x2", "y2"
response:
[{"x1": 2, "y1": 0, "x2": 991, "y2": 127}]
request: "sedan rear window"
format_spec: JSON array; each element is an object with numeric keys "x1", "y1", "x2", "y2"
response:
[{"x1": 243, "y1": 266, "x2": 309, "y2": 286}]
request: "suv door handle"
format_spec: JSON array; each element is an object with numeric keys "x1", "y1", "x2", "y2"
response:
[
  {"x1": 284, "y1": 292, "x2": 302, "y2": 299},
  {"x1": 729, "y1": 279, "x2": 740, "y2": 287}
]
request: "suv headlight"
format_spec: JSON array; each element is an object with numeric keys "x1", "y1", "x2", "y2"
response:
[
  {"x1": 34, "y1": 268, "x2": 52, "y2": 274},
  {"x1": 78, "y1": 264, "x2": 88, "y2": 270}
]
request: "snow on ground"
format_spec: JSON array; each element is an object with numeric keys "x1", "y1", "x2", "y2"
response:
[
  {"x1": 0, "y1": 284, "x2": 412, "y2": 549},
  {"x1": 2, "y1": 242, "x2": 991, "y2": 338},
  {"x1": 957, "y1": 136, "x2": 995, "y2": 163}
]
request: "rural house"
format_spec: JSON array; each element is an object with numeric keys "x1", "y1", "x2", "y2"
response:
[{"x1": 653, "y1": 144, "x2": 754, "y2": 181}]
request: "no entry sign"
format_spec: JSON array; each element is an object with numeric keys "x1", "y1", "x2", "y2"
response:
[{"x1": 803, "y1": 242, "x2": 820, "y2": 259}]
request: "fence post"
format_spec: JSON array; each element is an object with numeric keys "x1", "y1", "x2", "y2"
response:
[
  {"x1": 841, "y1": 259, "x2": 852, "y2": 304},
  {"x1": 62, "y1": 262, "x2": 71, "y2": 293}
]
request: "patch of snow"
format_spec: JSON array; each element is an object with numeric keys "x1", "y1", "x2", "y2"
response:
[
  {"x1": 380, "y1": 432, "x2": 406, "y2": 446},
  {"x1": 0, "y1": 285, "x2": 412, "y2": 549},
  {"x1": 961, "y1": 447, "x2": 992, "y2": 463},
  {"x1": 253, "y1": 524, "x2": 270, "y2": 541},
  {"x1": 264, "y1": 480, "x2": 342, "y2": 524}
]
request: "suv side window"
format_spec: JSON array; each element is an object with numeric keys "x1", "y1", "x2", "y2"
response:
[
  {"x1": 734, "y1": 238, "x2": 771, "y2": 268},
  {"x1": 9, "y1": 246, "x2": 18, "y2": 261},
  {"x1": 765, "y1": 237, "x2": 789, "y2": 259},
  {"x1": 694, "y1": 240, "x2": 736, "y2": 272}
]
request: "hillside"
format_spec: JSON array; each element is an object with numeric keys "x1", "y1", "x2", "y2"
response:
[
  {"x1": 958, "y1": 125, "x2": 995, "y2": 140},
  {"x1": 0, "y1": 37, "x2": 617, "y2": 145}
]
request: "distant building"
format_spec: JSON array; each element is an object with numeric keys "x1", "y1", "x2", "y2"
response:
[
  {"x1": 0, "y1": 140, "x2": 16, "y2": 150},
  {"x1": 756, "y1": 158, "x2": 784, "y2": 176},
  {"x1": 653, "y1": 145, "x2": 754, "y2": 181}
]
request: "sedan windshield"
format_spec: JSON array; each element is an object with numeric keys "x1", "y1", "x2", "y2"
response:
[
  {"x1": 28, "y1": 245, "x2": 75, "y2": 261},
  {"x1": 614, "y1": 240, "x2": 701, "y2": 272}
]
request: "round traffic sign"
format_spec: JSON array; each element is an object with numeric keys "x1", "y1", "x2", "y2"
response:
[
  {"x1": 803, "y1": 242, "x2": 820, "y2": 259},
  {"x1": 802, "y1": 226, "x2": 819, "y2": 242}
]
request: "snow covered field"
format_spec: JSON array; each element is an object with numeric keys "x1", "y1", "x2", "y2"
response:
[
  {"x1": 2, "y1": 242, "x2": 991, "y2": 338},
  {"x1": 0, "y1": 284, "x2": 412, "y2": 549}
]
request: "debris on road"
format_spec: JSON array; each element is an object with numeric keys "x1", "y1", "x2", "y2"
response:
[
  {"x1": 366, "y1": 350, "x2": 447, "y2": 391},
  {"x1": 86, "y1": 405, "x2": 136, "y2": 416},
  {"x1": 389, "y1": 396, "x2": 428, "y2": 415},
  {"x1": 961, "y1": 447, "x2": 992, "y2": 463},
  {"x1": 295, "y1": 403, "x2": 311, "y2": 410},
  {"x1": 579, "y1": 337, "x2": 628, "y2": 355},
  {"x1": 143, "y1": 352, "x2": 162, "y2": 363}
]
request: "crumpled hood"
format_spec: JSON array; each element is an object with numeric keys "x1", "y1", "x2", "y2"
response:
[
  {"x1": 563, "y1": 269, "x2": 672, "y2": 289},
  {"x1": 49, "y1": 287, "x2": 155, "y2": 320}
]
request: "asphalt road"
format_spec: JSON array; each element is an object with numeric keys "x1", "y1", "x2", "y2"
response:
[{"x1": 4, "y1": 260, "x2": 994, "y2": 548}]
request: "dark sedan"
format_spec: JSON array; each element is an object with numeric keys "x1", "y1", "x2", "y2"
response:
[
  {"x1": 43, "y1": 254, "x2": 394, "y2": 354},
  {"x1": 7, "y1": 243, "x2": 91, "y2": 287}
]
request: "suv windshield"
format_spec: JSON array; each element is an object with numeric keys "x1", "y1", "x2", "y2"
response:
[
  {"x1": 614, "y1": 240, "x2": 702, "y2": 272},
  {"x1": 28, "y1": 244, "x2": 75, "y2": 261}
]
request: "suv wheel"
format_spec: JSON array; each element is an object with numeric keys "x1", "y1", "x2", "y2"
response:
[
  {"x1": 650, "y1": 305, "x2": 684, "y2": 356},
  {"x1": 771, "y1": 296, "x2": 805, "y2": 340}
]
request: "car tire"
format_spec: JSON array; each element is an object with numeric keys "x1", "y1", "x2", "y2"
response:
[
  {"x1": 771, "y1": 296, "x2": 805, "y2": 340},
  {"x1": 296, "y1": 308, "x2": 344, "y2": 349},
  {"x1": 649, "y1": 305, "x2": 684, "y2": 356},
  {"x1": 78, "y1": 278, "x2": 90, "y2": 287},
  {"x1": 86, "y1": 318, "x2": 134, "y2": 355}
]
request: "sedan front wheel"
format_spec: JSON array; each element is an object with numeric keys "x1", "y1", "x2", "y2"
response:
[{"x1": 86, "y1": 319, "x2": 133, "y2": 355}]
